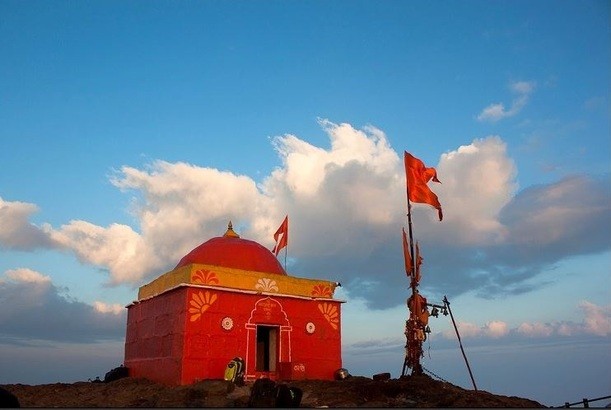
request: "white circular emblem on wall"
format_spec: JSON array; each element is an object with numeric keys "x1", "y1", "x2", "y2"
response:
[
  {"x1": 306, "y1": 322, "x2": 316, "y2": 334},
  {"x1": 221, "y1": 317, "x2": 234, "y2": 330}
]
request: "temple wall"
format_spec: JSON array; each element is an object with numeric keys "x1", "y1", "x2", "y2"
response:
[
  {"x1": 125, "y1": 285, "x2": 342, "y2": 385},
  {"x1": 124, "y1": 288, "x2": 187, "y2": 385}
]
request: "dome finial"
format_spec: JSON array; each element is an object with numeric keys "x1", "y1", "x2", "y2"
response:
[{"x1": 224, "y1": 221, "x2": 240, "y2": 238}]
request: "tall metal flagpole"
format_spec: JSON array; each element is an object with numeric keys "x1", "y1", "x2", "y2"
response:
[
  {"x1": 402, "y1": 157, "x2": 422, "y2": 377},
  {"x1": 404, "y1": 156, "x2": 417, "y2": 294}
]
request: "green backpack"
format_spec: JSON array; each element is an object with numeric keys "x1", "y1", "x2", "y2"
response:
[{"x1": 224, "y1": 357, "x2": 245, "y2": 385}]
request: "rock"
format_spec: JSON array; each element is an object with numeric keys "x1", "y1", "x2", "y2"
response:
[
  {"x1": 372, "y1": 372, "x2": 391, "y2": 381},
  {"x1": 0, "y1": 386, "x2": 20, "y2": 408}
]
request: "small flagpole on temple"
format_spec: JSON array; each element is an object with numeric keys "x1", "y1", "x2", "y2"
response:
[
  {"x1": 283, "y1": 242, "x2": 288, "y2": 272},
  {"x1": 283, "y1": 216, "x2": 288, "y2": 271},
  {"x1": 272, "y1": 215, "x2": 289, "y2": 270}
]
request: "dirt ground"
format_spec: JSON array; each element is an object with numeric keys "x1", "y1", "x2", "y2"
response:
[{"x1": 2, "y1": 374, "x2": 545, "y2": 408}]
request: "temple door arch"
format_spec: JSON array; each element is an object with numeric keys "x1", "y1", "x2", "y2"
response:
[{"x1": 244, "y1": 297, "x2": 292, "y2": 380}]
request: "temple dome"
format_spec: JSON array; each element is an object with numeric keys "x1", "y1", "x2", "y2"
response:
[{"x1": 174, "y1": 222, "x2": 287, "y2": 275}]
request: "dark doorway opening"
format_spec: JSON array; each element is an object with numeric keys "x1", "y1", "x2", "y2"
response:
[{"x1": 256, "y1": 325, "x2": 278, "y2": 372}]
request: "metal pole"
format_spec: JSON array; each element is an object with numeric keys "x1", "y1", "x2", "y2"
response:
[
  {"x1": 284, "y1": 218, "x2": 289, "y2": 271},
  {"x1": 443, "y1": 295, "x2": 478, "y2": 391},
  {"x1": 402, "y1": 152, "x2": 422, "y2": 377},
  {"x1": 401, "y1": 319, "x2": 409, "y2": 377}
]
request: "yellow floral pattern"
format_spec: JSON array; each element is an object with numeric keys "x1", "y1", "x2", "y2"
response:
[
  {"x1": 191, "y1": 269, "x2": 219, "y2": 285},
  {"x1": 311, "y1": 284, "x2": 333, "y2": 297},
  {"x1": 189, "y1": 291, "x2": 218, "y2": 322},
  {"x1": 255, "y1": 278, "x2": 279, "y2": 292},
  {"x1": 318, "y1": 302, "x2": 339, "y2": 330}
]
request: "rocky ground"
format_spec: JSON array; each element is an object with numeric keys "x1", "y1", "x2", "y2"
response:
[{"x1": 2, "y1": 374, "x2": 546, "y2": 408}]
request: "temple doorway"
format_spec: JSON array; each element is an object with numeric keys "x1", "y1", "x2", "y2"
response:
[{"x1": 256, "y1": 325, "x2": 278, "y2": 372}]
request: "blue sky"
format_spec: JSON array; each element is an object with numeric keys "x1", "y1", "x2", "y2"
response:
[{"x1": 1, "y1": 0, "x2": 609, "y2": 406}]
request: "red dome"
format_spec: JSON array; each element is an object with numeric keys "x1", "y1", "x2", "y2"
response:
[{"x1": 175, "y1": 225, "x2": 287, "y2": 275}]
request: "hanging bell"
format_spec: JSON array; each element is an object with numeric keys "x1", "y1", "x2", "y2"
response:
[
  {"x1": 431, "y1": 307, "x2": 439, "y2": 317},
  {"x1": 425, "y1": 325, "x2": 431, "y2": 334}
]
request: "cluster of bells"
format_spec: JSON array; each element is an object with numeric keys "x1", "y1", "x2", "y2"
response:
[
  {"x1": 429, "y1": 305, "x2": 449, "y2": 318},
  {"x1": 423, "y1": 304, "x2": 450, "y2": 334}
]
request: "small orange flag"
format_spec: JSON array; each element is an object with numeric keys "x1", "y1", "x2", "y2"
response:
[
  {"x1": 272, "y1": 216, "x2": 288, "y2": 256},
  {"x1": 404, "y1": 151, "x2": 443, "y2": 221},
  {"x1": 402, "y1": 228, "x2": 413, "y2": 277}
]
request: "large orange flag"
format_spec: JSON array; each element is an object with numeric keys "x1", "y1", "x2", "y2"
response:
[
  {"x1": 402, "y1": 227, "x2": 413, "y2": 277},
  {"x1": 404, "y1": 151, "x2": 443, "y2": 221},
  {"x1": 272, "y1": 216, "x2": 288, "y2": 256}
]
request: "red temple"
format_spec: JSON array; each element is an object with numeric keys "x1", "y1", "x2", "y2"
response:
[{"x1": 124, "y1": 222, "x2": 343, "y2": 385}]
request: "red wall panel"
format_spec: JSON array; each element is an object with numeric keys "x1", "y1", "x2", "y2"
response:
[
  {"x1": 124, "y1": 288, "x2": 188, "y2": 385},
  {"x1": 126, "y1": 286, "x2": 342, "y2": 385}
]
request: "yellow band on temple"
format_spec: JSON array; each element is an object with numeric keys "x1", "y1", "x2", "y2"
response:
[{"x1": 138, "y1": 263, "x2": 338, "y2": 301}]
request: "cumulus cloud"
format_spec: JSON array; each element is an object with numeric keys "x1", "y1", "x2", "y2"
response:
[
  {"x1": 4, "y1": 268, "x2": 51, "y2": 284},
  {"x1": 48, "y1": 220, "x2": 154, "y2": 285},
  {"x1": 259, "y1": 124, "x2": 525, "y2": 308},
  {"x1": 444, "y1": 301, "x2": 611, "y2": 340},
  {"x1": 431, "y1": 136, "x2": 518, "y2": 244},
  {"x1": 579, "y1": 301, "x2": 611, "y2": 336},
  {"x1": 483, "y1": 320, "x2": 510, "y2": 338},
  {"x1": 470, "y1": 174, "x2": 611, "y2": 297},
  {"x1": 38, "y1": 161, "x2": 276, "y2": 285},
  {"x1": 450, "y1": 321, "x2": 482, "y2": 338},
  {"x1": 36, "y1": 120, "x2": 405, "y2": 286},
  {"x1": 423, "y1": 172, "x2": 611, "y2": 300},
  {"x1": 442, "y1": 320, "x2": 509, "y2": 339},
  {"x1": 2, "y1": 120, "x2": 609, "y2": 309},
  {"x1": 477, "y1": 80, "x2": 536, "y2": 122},
  {"x1": 0, "y1": 269, "x2": 125, "y2": 343},
  {"x1": 0, "y1": 198, "x2": 55, "y2": 250},
  {"x1": 264, "y1": 120, "x2": 403, "y2": 258},
  {"x1": 93, "y1": 301, "x2": 124, "y2": 315},
  {"x1": 517, "y1": 322, "x2": 555, "y2": 337}
]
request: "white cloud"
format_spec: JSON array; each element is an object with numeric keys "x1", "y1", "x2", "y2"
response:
[
  {"x1": 556, "y1": 322, "x2": 576, "y2": 336},
  {"x1": 1, "y1": 120, "x2": 608, "y2": 308},
  {"x1": 443, "y1": 321, "x2": 481, "y2": 338},
  {"x1": 483, "y1": 320, "x2": 510, "y2": 338},
  {"x1": 579, "y1": 301, "x2": 611, "y2": 336},
  {"x1": 39, "y1": 160, "x2": 276, "y2": 285},
  {"x1": 268, "y1": 119, "x2": 398, "y2": 199},
  {"x1": 3, "y1": 268, "x2": 51, "y2": 284},
  {"x1": 458, "y1": 322, "x2": 483, "y2": 338},
  {"x1": 441, "y1": 301, "x2": 611, "y2": 341},
  {"x1": 93, "y1": 301, "x2": 124, "y2": 315},
  {"x1": 0, "y1": 269, "x2": 125, "y2": 343},
  {"x1": 511, "y1": 80, "x2": 535, "y2": 94},
  {"x1": 263, "y1": 120, "x2": 403, "y2": 258},
  {"x1": 477, "y1": 80, "x2": 536, "y2": 122},
  {"x1": 442, "y1": 320, "x2": 509, "y2": 339},
  {"x1": 48, "y1": 220, "x2": 154, "y2": 285},
  {"x1": 477, "y1": 103, "x2": 508, "y2": 122},
  {"x1": 495, "y1": 175, "x2": 611, "y2": 251},
  {"x1": 41, "y1": 121, "x2": 406, "y2": 288},
  {"x1": 432, "y1": 136, "x2": 518, "y2": 244},
  {"x1": 0, "y1": 197, "x2": 54, "y2": 250},
  {"x1": 517, "y1": 322, "x2": 555, "y2": 337}
]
